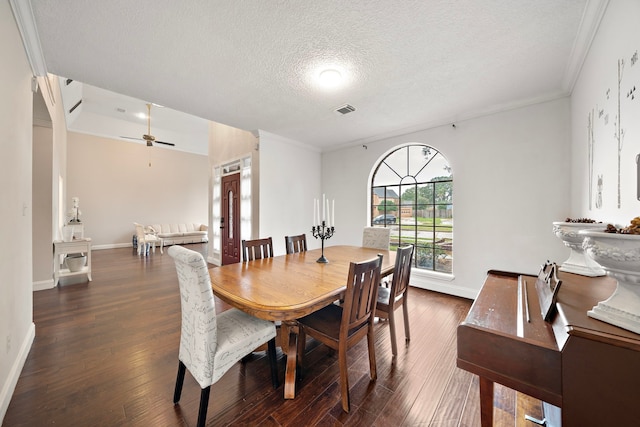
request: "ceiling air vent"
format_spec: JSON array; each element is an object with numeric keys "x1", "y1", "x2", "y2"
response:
[
  {"x1": 69, "y1": 99, "x2": 82, "y2": 114},
  {"x1": 335, "y1": 104, "x2": 356, "y2": 115}
]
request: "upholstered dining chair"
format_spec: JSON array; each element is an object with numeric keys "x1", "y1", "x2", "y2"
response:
[
  {"x1": 362, "y1": 226, "x2": 391, "y2": 250},
  {"x1": 284, "y1": 233, "x2": 307, "y2": 254},
  {"x1": 134, "y1": 222, "x2": 162, "y2": 255},
  {"x1": 376, "y1": 244, "x2": 414, "y2": 356},
  {"x1": 241, "y1": 237, "x2": 274, "y2": 261},
  {"x1": 296, "y1": 254, "x2": 383, "y2": 412},
  {"x1": 168, "y1": 245, "x2": 279, "y2": 427}
]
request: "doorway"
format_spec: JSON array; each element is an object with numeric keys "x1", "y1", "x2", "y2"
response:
[{"x1": 221, "y1": 173, "x2": 241, "y2": 265}]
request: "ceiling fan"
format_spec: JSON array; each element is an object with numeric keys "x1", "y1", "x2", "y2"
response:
[{"x1": 121, "y1": 103, "x2": 176, "y2": 147}]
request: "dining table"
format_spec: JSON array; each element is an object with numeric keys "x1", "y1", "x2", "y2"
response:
[{"x1": 209, "y1": 245, "x2": 396, "y2": 399}]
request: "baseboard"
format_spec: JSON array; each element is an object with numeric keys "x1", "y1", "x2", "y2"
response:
[
  {"x1": 411, "y1": 277, "x2": 478, "y2": 300},
  {"x1": 33, "y1": 279, "x2": 55, "y2": 291},
  {"x1": 0, "y1": 322, "x2": 35, "y2": 423},
  {"x1": 92, "y1": 243, "x2": 132, "y2": 250}
]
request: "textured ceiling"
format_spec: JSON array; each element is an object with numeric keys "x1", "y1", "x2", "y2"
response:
[{"x1": 27, "y1": 0, "x2": 592, "y2": 152}]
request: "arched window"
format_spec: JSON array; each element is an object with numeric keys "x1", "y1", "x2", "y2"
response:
[{"x1": 371, "y1": 144, "x2": 452, "y2": 273}]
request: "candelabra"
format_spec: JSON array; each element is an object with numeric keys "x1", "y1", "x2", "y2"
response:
[{"x1": 312, "y1": 220, "x2": 335, "y2": 263}]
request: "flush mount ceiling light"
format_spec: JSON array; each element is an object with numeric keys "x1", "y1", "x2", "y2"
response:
[{"x1": 318, "y1": 68, "x2": 343, "y2": 88}]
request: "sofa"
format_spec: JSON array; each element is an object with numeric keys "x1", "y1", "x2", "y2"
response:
[{"x1": 148, "y1": 223, "x2": 209, "y2": 246}]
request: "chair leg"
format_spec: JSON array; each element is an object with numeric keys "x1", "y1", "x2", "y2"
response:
[
  {"x1": 388, "y1": 308, "x2": 398, "y2": 356},
  {"x1": 338, "y1": 344, "x2": 350, "y2": 412},
  {"x1": 173, "y1": 361, "x2": 186, "y2": 404},
  {"x1": 367, "y1": 326, "x2": 377, "y2": 381},
  {"x1": 402, "y1": 299, "x2": 411, "y2": 342},
  {"x1": 197, "y1": 386, "x2": 211, "y2": 427},
  {"x1": 268, "y1": 338, "x2": 279, "y2": 389}
]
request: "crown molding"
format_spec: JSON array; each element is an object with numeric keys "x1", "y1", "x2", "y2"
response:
[
  {"x1": 9, "y1": 0, "x2": 55, "y2": 105},
  {"x1": 9, "y1": 0, "x2": 47, "y2": 76},
  {"x1": 562, "y1": 0, "x2": 610, "y2": 93}
]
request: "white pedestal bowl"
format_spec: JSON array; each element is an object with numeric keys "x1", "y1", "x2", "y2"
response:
[
  {"x1": 552, "y1": 222, "x2": 606, "y2": 277},
  {"x1": 580, "y1": 230, "x2": 640, "y2": 334}
]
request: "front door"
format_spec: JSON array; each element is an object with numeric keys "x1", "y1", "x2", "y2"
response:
[{"x1": 221, "y1": 173, "x2": 241, "y2": 265}]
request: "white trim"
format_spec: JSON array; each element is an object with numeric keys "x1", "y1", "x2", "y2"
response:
[
  {"x1": 8, "y1": 0, "x2": 55, "y2": 105},
  {"x1": 0, "y1": 322, "x2": 35, "y2": 423},
  {"x1": 562, "y1": 0, "x2": 610, "y2": 93},
  {"x1": 9, "y1": 0, "x2": 47, "y2": 76},
  {"x1": 33, "y1": 279, "x2": 55, "y2": 291},
  {"x1": 259, "y1": 130, "x2": 321, "y2": 153},
  {"x1": 92, "y1": 243, "x2": 133, "y2": 250},
  {"x1": 410, "y1": 278, "x2": 477, "y2": 301},
  {"x1": 326, "y1": 91, "x2": 569, "y2": 153}
]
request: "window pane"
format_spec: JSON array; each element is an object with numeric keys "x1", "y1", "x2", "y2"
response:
[{"x1": 371, "y1": 144, "x2": 452, "y2": 272}]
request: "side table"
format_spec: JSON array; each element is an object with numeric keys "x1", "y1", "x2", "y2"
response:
[{"x1": 53, "y1": 238, "x2": 92, "y2": 286}]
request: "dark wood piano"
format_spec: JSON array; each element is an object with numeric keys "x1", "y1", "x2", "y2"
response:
[{"x1": 457, "y1": 269, "x2": 640, "y2": 427}]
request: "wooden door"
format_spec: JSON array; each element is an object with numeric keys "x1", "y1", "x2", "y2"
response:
[{"x1": 221, "y1": 173, "x2": 241, "y2": 265}]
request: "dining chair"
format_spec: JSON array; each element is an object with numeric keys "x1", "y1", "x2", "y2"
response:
[
  {"x1": 296, "y1": 254, "x2": 383, "y2": 412},
  {"x1": 376, "y1": 244, "x2": 414, "y2": 356},
  {"x1": 241, "y1": 237, "x2": 274, "y2": 261},
  {"x1": 168, "y1": 245, "x2": 279, "y2": 427},
  {"x1": 134, "y1": 222, "x2": 162, "y2": 255},
  {"x1": 362, "y1": 226, "x2": 391, "y2": 250},
  {"x1": 284, "y1": 233, "x2": 307, "y2": 254}
]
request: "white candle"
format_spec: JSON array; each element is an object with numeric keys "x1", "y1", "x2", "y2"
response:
[
  {"x1": 316, "y1": 199, "x2": 320, "y2": 227},
  {"x1": 313, "y1": 198, "x2": 316, "y2": 226},
  {"x1": 322, "y1": 194, "x2": 326, "y2": 223},
  {"x1": 327, "y1": 199, "x2": 331, "y2": 227},
  {"x1": 332, "y1": 200, "x2": 335, "y2": 228}
]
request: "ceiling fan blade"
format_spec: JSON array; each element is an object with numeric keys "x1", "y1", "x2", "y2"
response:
[
  {"x1": 155, "y1": 140, "x2": 176, "y2": 147},
  {"x1": 120, "y1": 136, "x2": 143, "y2": 141}
]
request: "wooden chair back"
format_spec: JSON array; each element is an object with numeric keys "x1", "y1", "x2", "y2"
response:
[
  {"x1": 389, "y1": 245, "x2": 414, "y2": 299},
  {"x1": 284, "y1": 234, "x2": 307, "y2": 254},
  {"x1": 342, "y1": 254, "x2": 383, "y2": 336},
  {"x1": 241, "y1": 237, "x2": 274, "y2": 261}
]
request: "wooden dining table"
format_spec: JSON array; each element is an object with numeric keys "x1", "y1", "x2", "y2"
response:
[{"x1": 209, "y1": 245, "x2": 396, "y2": 399}]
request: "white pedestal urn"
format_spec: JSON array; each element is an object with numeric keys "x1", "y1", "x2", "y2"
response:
[
  {"x1": 552, "y1": 222, "x2": 606, "y2": 277},
  {"x1": 580, "y1": 230, "x2": 640, "y2": 334}
]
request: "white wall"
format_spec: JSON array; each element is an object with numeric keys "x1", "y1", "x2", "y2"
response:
[
  {"x1": 571, "y1": 0, "x2": 640, "y2": 225},
  {"x1": 0, "y1": 1, "x2": 35, "y2": 420},
  {"x1": 259, "y1": 131, "x2": 322, "y2": 255},
  {"x1": 32, "y1": 125, "x2": 53, "y2": 285},
  {"x1": 66, "y1": 131, "x2": 209, "y2": 247},
  {"x1": 324, "y1": 98, "x2": 571, "y2": 299}
]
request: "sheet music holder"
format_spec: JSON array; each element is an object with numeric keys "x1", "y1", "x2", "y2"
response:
[{"x1": 535, "y1": 261, "x2": 563, "y2": 322}]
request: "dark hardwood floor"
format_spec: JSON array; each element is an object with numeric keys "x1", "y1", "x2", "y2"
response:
[{"x1": 4, "y1": 244, "x2": 541, "y2": 426}]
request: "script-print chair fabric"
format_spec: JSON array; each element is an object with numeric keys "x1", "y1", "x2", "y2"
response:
[
  {"x1": 168, "y1": 245, "x2": 278, "y2": 427},
  {"x1": 134, "y1": 222, "x2": 162, "y2": 256},
  {"x1": 284, "y1": 234, "x2": 307, "y2": 254},
  {"x1": 362, "y1": 227, "x2": 391, "y2": 250},
  {"x1": 296, "y1": 254, "x2": 383, "y2": 412},
  {"x1": 241, "y1": 237, "x2": 274, "y2": 261},
  {"x1": 376, "y1": 244, "x2": 414, "y2": 356},
  {"x1": 363, "y1": 226, "x2": 392, "y2": 287}
]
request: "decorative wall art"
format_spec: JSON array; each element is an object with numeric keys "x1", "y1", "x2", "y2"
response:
[{"x1": 589, "y1": 47, "x2": 639, "y2": 212}]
